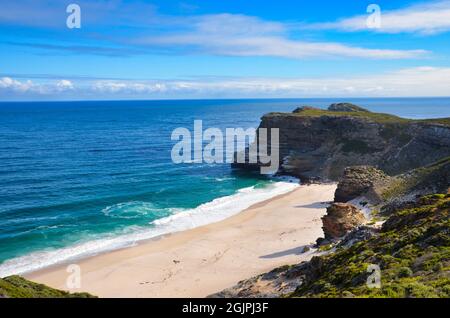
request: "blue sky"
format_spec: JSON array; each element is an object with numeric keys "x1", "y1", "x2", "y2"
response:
[{"x1": 1, "y1": 0, "x2": 450, "y2": 100}]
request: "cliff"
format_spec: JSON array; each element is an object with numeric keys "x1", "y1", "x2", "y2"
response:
[
  {"x1": 218, "y1": 104, "x2": 450, "y2": 298},
  {"x1": 334, "y1": 157, "x2": 450, "y2": 214},
  {"x1": 234, "y1": 103, "x2": 450, "y2": 181}
]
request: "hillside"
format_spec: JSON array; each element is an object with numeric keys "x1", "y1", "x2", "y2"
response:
[
  {"x1": 0, "y1": 276, "x2": 95, "y2": 298},
  {"x1": 219, "y1": 103, "x2": 450, "y2": 298},
  {"x1": 211, "y1": 194, "x2": 450, "y2": 298},
  {"x1": 334, "y1": 157, "x2": 450, "y2": 214}
]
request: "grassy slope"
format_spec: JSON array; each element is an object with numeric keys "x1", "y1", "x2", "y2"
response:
[
  {"x1": 265, "y1": 108, "x2": 450, "y2": 126},
  {"x1": 291, "y1": 194, "x2": 450, "y2": 298},
  {"x1": 0, "y1": 276, "x2": 96, "y2": 298},
  {"x1": 380, "y1": 157, "x2": 450, "y2": 203}
]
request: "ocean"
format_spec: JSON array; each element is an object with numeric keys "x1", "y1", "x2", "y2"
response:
[{"x1": 1, "y1": 98, "x2": 449, "y2": 277}]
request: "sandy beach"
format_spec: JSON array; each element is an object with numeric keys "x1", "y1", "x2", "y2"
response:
[{"x1": 27, "y1": 183, "x2": 336, "y2": 298}]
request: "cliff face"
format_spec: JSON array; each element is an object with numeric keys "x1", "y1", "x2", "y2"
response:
[
  {"x1": 333, "y1": 158, "x2": 450, "y2": 214},
  {"x1": 218, "y1": 104, "x2": 450, "y2": 299},
  {"x1": 235, "y1": 104, "x2": 450, "y2": 181},
  {"x1": 322, "y1": 203, "x2": 366, "y2": 239}
]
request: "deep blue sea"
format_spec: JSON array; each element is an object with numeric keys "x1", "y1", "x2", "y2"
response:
[{"x1": 1, "y1": 98, "x2": 449, "y2": 276}]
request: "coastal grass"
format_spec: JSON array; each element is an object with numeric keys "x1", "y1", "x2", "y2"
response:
[
  {"x1": 290, "y1": 194, "x2": 450, "y2": 298},
  {"x1": 266, "y1": 108, "x2": 412, "y2": 124},
  {"x1": 265, "y1": 108, "x2": 450, "y2": 126},
  {"x1": 381, "y1": 157, "x2": 450, "y2": 202},
  {"x1": 340, "y1": 138, "x2": 379, "y2": 154},
  {"x1": 0, "y1": 275, "x2": 96, "y2": 298}
]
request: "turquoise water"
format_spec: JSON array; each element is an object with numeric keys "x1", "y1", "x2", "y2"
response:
[{"x1": 0, "y1": 98, "x2": 449, "y2": 276}]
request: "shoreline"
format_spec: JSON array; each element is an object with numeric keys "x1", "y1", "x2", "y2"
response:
[
  {"x1": 0, "y1": 179, "x2": 299, "y2": 277},
  {"x1": 26, "y1": 183, "x2": 336, "y2": 298}
]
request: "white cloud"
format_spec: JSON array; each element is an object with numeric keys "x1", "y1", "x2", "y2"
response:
[
  {"x1": 93, "y1": 81, "x2": 167, "y2": 93},
  {"x1": 162, "y1": 66, "x2": 450, "y2": 97},
  {"x1": 0, "y1": 77, "x2": 73, "y2": 95},
  {"x1": 0, "y1": 2, "x2": 429, "y2": 59},
  {"x1": 0, "y1": 77, "x2": 34, "y2": 92},
  {"x1": 4, "y1": 66, "x2": 450, "y2": 99},
  {"x1": 135, "y1": 14, "x2": 426, "y2": 60},
  {"x1": 311, "y1": 0, "x2": 450, "y2": 35},
  {"x1": 56, "y1": 80, "x2": 74, "y2": 90}
]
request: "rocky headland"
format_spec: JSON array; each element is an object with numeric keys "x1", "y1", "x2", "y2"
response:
[
  {"x1": 217, "y1": 103, "x2": 450, "y2": 298},
  {"x1": 233, "y1": 103, "x2": 450, "y2": 181}
]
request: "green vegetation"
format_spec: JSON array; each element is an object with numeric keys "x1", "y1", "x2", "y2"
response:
[
  {"x1": 0, "y1": 276, "x2": 96, "y2": 298},
  {"x1": 379, "y1": 123, "x2": 412, "y2": 145},
  {"x1": 290, "y1": 194, "x2": 450, "y2": 298},
  {"x1": 318, "y1": 244, "x2": 334, "y2": 252},
  {"x1": 413, "y1": 156, "x2": 450, "y2": 176},
  {"x1": 380, "y1": 177, "x2": 415, "y2": 202},
  {"x1": 381, "y1": 157, "x2": 450, "y2": 203},
  {"x1": 266, "y1": 108, "x2": 413, "y2": 124},
  {"x1": 423, "y1": 117, "x2": 450, "y2": 126},
  {"x1": 328, "y1": 103, "x2": 370, "y2": 113},
  {"x1": 340, "y1": 138, "x2": 379, "y2": 154},
  {"x1": 294, "y1": 108, "x2": 411, "y2": 124},
  {"x1": 265, "y1": 106, "x2": 450, "y2": 126}
]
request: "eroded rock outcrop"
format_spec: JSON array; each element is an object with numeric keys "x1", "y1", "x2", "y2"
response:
[
  {"x1": 334, "y1": 166, "x2": 390, "y2": 203},
  {"x1": 322, "y1": 203, "x2": 366, "y2": 239}
]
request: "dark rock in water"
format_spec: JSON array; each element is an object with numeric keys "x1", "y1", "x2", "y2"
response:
[
  {"x1": 322, "y1": 203, "x2": 366, "y2": 239},
  {"x1": 334, "y1": 166, "x2": 390, "y2": 203},
  {"x1": 328, "y1": 103, "x2": 370, "y2": 112}
]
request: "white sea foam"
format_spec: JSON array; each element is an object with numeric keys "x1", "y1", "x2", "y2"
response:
[
  {"x1": 0, "y1": 180, "x2": 299, "y2": 277},
  {"x1": 102, "y1": 201, "x2": 164, "y2": 219}
]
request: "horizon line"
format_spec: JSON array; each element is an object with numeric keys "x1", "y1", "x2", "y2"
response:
[{"x1": 2, "y1": 96, "x2": 450, "y2": 103}]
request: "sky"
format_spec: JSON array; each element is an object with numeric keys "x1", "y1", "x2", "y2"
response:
[{"x1": 1, "y1": 0, "x2": 450, "y2": 100}]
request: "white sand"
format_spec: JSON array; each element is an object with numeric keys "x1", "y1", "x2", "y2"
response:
[{"x1": 27, "y1": 183, "x2": 336, "y2": 298}]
